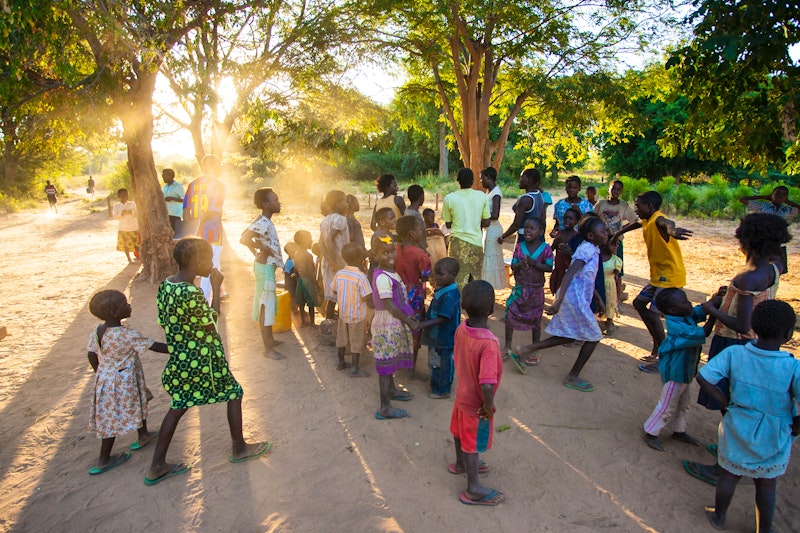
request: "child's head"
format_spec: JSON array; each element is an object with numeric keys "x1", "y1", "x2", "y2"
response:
[
  {"x1": 586, "y1": 186, "x2": 597, "y2": 202},
  {"x1": 284, "y1": 242, "x2": 299, "y2": 260},
  {"x1": 523, "y1": 217, "x2": 545, "y2": 243},
  {"x1": 253, "y1": 187, "x2": 280, "y2": 214},
  {"x1": 565, "y1": 175, "x2": 581, "y2": 198},
  {"x1": 341, "y1": 242, "x2": 364, "y2": 267},
  {"x1": 433, "y1": 257, "x2": 459, "y2": 288},
  {"x1": 654, "y1": 288, "x2": 694, "y2": 317},
  {"x1": 118, "y1": 188, "x2": 129, "y2": 202},
  {"x1": 173, "y1": 237, "x2": 213, "y2": 274},
  {"x1": 294, "y1": 230, "x2": 313, "y2": 250},
  {"x1": 311, "y1": 242, "x2": 321, "y2": 257},
  {"x1": 462, "y1": 280, "x2": 495, "y2": 319},
  {"x1": 162, "y1": 168, "x2": 175, "y2": 184},
  {"x1": 376, "y1": 174, "x2": 397, "y2": 195},
  {"x1": 456, "y1": 168, "x2": 474, "y2": 189},
  {"x1": 519, "y1": 168, "x2": 541, "y2": 189},
  {"x1": 89, "y1": 290, "x2": 131, "y2": 322},
  {"x1": 735, "y1": 213, "x2": 791, "y2": 259},
  {"x1": 770, "y1": 186, "x2": 789, "y2": 206},
  {"x1": 346, "y1": 194, "x2": 360, "y2": 214},
  {"x1": 480, "y1": 167, "x2": 498, "y2": 189},
  {"x1": 407, "y1": 184, "x2": 424, "y2": 206},
  {"x1": 610, "y1": 179, "x2": 624, "y2": 200},
  {"x1": 634, "y1": 191, "x2": 662, "y2": 220},
  {"x1": 201, "y1": 154, "x2": 222, "y2": 177},
  {"x1": 395, "y1": 215, "x2": 421, "y2": 243},
  {"x1": 563, "y1": 206, "x2": 581, "y2": 230},
  {"x1": 578, "y1": 212, "x2": 608, "y2": 245},
  {"x1": 325, "y1": 190, "x2": 348, "y2": 215},
  {"x1": 372, "y1": 235, "x2": 396, "y2": 269},
  {"x1": 751, "y1": 299, "x2": 796, "y2": 342},
  {"x1": 375, "y1": 207, "x2": 396, "y2": 230},
  {"x1": 422, "y1": 208, "x2": 436, "y2": 226}
]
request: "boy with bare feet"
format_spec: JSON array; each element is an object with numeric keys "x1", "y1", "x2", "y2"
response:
[
  {"x1": 450, "y1": 280, "x2": 505, "y2": 506},
  {"x1": 420, "y1": 258, "x2": 460, "y2": 399},
  {"x1": 333, "y1": 243, "x2": 373, "y2": 377}
]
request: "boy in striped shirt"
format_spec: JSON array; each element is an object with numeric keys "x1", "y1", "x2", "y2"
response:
[{"x1": 333, "y1": 243, "x2": 374, "y2": 377}]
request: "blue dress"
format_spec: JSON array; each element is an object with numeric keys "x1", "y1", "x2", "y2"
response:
[
  {"x1": 545, "y1": 241, "x2": 602, "y2": 342},
  {"x1": 698, "y1": 342, "x2": 800, "y2": 478}
]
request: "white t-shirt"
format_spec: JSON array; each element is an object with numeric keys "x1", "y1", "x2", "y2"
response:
[{"x1": 113, "y1": 201, "x2": 138, "y2": 232}]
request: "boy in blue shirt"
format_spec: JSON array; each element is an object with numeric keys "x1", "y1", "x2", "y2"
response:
[{"x1": 420, "y1": 258, "x2": 461, "y2": 399}]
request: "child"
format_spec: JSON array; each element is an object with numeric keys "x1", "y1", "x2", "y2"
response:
[
  {"x1": 739, "y1": 185, "x2": 798, "y2": 273},
  {"x1": 370, "y1": 173, "x2": 405, "y2": 231},
  {"x1": 112, "y1": 188, "x2": 140, "y2": 263},
  {"x1": 283, "y1": 242, "x2": 299, "y2": 317},
  {"x1": 320, "y1": 190, "x2": 350, "y2": 320},
  {"x1": 600, "y1": 235, "x2": 623, "y2": 335},
  {"x1": 346, "y1": 194, "x2": 366, "y2": 249},
  {"x1": 394, "y1": 215, "x2": 432, "y2": 379},
  {"x1": 423, "y1": 208, "x2": 440, "y2": 231},
  {"x1": 371, "y1": 236, "x2": 419, "y2": 419},
  {"x1": 293, "y1": 230, "x2": 320, "y2": 328},
  {"x1": 86, "y1": 290, "x2": 168, "y2": 475},
  {"x1": 449, "y1": 280, "x2": 504, "y2": 506},
  {"x1": 642, "y1": 287, "x2": 721, "y2": 452},
  {"x1": 147, "y1": 238, "x2": 270, "y2": 485},
  {"x1": 406, "y1": 184, "x2": 427, "y2": 249},
  {"x1": 420, "y1": 258, "x2": 461, "y2": 398},
  {"x1": 369, "y1": 206, "x2": 397, "y2": 279},
  {"x1": 504, "y1": 218, "x2": 553, "y2": 365},
  {"x1": 333, "y1": 243, "x2": 373, "y2": 376},
  {"x1": 585, "y1": 185, "x2": 597, "y2": 205},
  {"x1": 551, "y1": 175, "x2": 593, "y2": 232},
  {"x1": 698, "y1": 300, "x2": 800, "y2": 533},
  {"x1": 549, "y1": 206, "x2": 580, "y2": 295},
  {"x1": 240, "y1": 187, "x2": 284, "y2": 359},
  {"x1": 516, "y1": 215, "x2": 608, "y2": 391}
]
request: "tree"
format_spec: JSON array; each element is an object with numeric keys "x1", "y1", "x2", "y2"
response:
[{"x1": 664, "y1": 0, "x2": 800, "y2": 174}]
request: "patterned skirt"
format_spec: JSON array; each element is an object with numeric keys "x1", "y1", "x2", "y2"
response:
[
  {"x1": 371, "y1": 310, "x2": 414, "y2": 376},
  {"x1": 505, "y1": 285, "x2": 545, "y2": 330},
  {"x1": 117, "y1": 231, "x2": 140, "y2": 253}
]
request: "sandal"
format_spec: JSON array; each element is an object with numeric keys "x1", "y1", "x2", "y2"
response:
[{"x1": 523, "y1": 353, "x2": 541, "y2": 366}]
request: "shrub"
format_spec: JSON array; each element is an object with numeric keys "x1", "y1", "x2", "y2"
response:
[
  {"x1": 655, "y1": 176, "x2": 676, "y2": 213},
  {"x1": 674, "y1": 184, "x2": 697, "y2": 214},
  {"x1": 700, "y1": 175, "x2": 731, "y2": 216},
  {"x1": 618, "y1": 176, "x2": 649, "y2": 202},
  {"x1": 105, "y1": 162, "x2": 132, "y2": 199}
]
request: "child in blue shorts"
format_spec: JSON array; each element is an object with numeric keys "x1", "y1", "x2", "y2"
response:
[{"x1": 420, "y1": 258, "x2": 461, "y2": 399}]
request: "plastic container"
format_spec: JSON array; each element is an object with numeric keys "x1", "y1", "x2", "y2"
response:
[{"x1": 273, "y1": 288, "x2": 292, "y2": 333}]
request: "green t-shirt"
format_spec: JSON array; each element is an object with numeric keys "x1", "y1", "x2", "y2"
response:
[{"x1": 441, "y1": 188, "x2": 490, "y2": 247}]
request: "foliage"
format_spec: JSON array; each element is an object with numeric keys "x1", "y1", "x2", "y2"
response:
[{"x1": 104, "y1": 162, "x2": 132, "y2": 198}]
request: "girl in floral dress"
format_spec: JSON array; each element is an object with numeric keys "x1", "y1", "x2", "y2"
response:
[{"x1": 87, "y1": 290, "x2": 168, "y2": 475}]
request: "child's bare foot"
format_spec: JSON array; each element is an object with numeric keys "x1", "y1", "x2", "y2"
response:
[
  {"x1": 350, "y1": 369, "x2": 370, "y2": 378},
  {"x1": 264, "y1": 348, "x2": 285, "y2": 360},
  {"x1": 704, "y1": 506, "x2": 725, "y2": 530},
  {"x1": 229, "y1": 441, "x2": 271, "y2": 463},
  {"x1": 336, "y1": 361, "x2": 350, "y2": 370}
]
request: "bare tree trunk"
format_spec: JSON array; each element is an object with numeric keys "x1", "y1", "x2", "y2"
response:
[{"x1": 438, "y1": 111, "x2": 448, "y2": 179}]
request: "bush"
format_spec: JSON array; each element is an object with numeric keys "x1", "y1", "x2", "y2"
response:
[
  {"x1": 655, "y1": 176, "x2": 676, "y2": 213},
  {"x1": 700, "y1": 175, "x2": 731, "y2": 216},
  {"x1": 673, "y1": 184, "x2": 697, "y2": 215},
  {"x1": 104, "y1": 162, "x2": 132, "y2": 200},
  {"x1": 728, "y1": 184, "x2": 753, "y2": 218},
  {"x1": 618, "y1": 176, "x2": 649, "y2": 202}
]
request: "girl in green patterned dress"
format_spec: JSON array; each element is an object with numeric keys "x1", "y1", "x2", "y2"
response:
[{"x1": 145, "y1": 238, "x2": 270, "y2": 485}]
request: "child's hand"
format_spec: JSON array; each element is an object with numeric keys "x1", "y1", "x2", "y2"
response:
[
  {"x1": 476, "y1": 405, "x2": 493, "y2": 420},
  {"x1": 549, "y1": 228, "x2": 559, "y2": 239},
  {"x1": 595, "y1": 302, "x2": 606, "y2": 318},
  {"x1": 210, "y1": 268, "x2": 224, "y2": 287},
  {"x1": 406, "y1": 317, "x2": 420, "y2": 331},
  {"x1": 710, "y1": 286, "x2": 727, "y2": 307},
  {"x1": 546, "y1": 301, "x2": 561, "y2": 315},
  {"x1": 496, "y1": 236, "x2": 504, "y2": 245}
]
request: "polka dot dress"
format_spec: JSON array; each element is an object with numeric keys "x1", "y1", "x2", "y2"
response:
[{"x1": 157, "y1": 280, "x2": 243, "y2": 409}]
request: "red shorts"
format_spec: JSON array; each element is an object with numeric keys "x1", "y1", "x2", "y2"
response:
[{"x1": 450, "y1": 403, "x2": 493, "y2": 454}]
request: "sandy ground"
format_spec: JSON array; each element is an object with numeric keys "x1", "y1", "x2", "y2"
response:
[{"x1": 1, "y1": 188, "x2": 799, "y2": 533}]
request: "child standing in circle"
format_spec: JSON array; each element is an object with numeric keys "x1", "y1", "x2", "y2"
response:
[
  {"x1": 549, "y1": 206, "x2": 580, "y2": 295},
  {"x1": 112, "y1": 188, "x2": 140, "y2": 263},
  {"x1": 86, "y1": 290, "x2": 168, "y2": 475},
  {"x1": 371, "y1": 236, "x2": 419, "y2": 419},
  {"x1": 320, "y1": 190, "x2": 350, "y2": 320},
  {"x1": 370, "y1": 174, "x2": 405, "y2": 231},
  {"x1": 600, "y1": 235, "x2": 623, "y2": 335},
  {"x1": 516, "y1": 216, "x2": 608, "y2": 392},
  {"x1": 503, "y1": 218, "x2": 553, "y2": 364},
  {"x1": 698, "y1": 300, "x2": 800, "y2": 533},
  {"x1": 420, "y1": 258, "x2": 461, "y2": 399},
  {"x1": 147, "y1": 238, "x2": 270, "y2": 485},
  {"x1": 293, "y1": 230, "x2": 320, "y2": 327},
  {"x1": 333, "y1": 243, "x2": 373, "y2": 376}
]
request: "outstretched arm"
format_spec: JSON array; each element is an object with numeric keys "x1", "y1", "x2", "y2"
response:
[
  {"x1": 612, "y1": 221, "x2": 642, "y2": 241},
  {"x1": 499, "y1": 196, "x2": 532, "y2": 242},
  {"x1": 655, "y1": 216, "x2": 692, "y2": 241}
]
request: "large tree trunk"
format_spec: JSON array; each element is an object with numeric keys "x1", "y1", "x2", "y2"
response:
[{"x1": 121, "y1": 70, "x2": 176, "y2": 282}]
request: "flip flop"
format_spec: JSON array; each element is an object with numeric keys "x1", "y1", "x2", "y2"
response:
[
  {"x1": 706, "y1": 443, "x2": 718, "y2": 458},
  {"x1": 390, "y1": 390, "x2": 414, "y2": 401},
  {"x1": 448, "y1": 461, "x2": 490, "y2": 475},
  {"x1": 638, "y1": 363, "x2": 659, "y2": 374},
  {"x1": 375, "y1": 409, "x2": 409, "y2": 420},
  {"x1": 458, "y1": 489, "x2": 505, "y2": 506},
  {"x1": 639, "y1": 354, "x2": 658, "y2": 363},
  {"x1": 88, "y1": 452, "x2": 131, "y2": 475},
  {"x1": 144, "y1": 463, "x2": 191, "y2": 486},
  {"x1": 683, "y1": 460, "x2": 719, "y2": 486},
  {"x1": 229, "y1": 441, "x2": 272, "y2": 463},
  {"x1": 563, "y1": 379, "x2": 595, "y2": 392},
  {"x1": 130, "y1": 431, "x2": 159, "y2": 451},
  {"x1": 507, "y1": 352, "x2": 527, "y2": 374},
  {"x1": 523, "y1": 353, "x2": 541, "y2": 366}
]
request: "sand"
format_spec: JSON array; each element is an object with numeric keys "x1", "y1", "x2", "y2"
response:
[{"x1": 1, "y1": 188, "x2": 799, "y2": 533}]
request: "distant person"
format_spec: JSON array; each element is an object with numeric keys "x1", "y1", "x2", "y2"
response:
[
  {"x1": 44, "y1": 180, "x2": 58, "y2": 213},
  {"x1": 112, "y1": 189, "x2": 140, "y2": 263},
  {"x1": 739, "y1": 185, "x2": 798, "y2": 273},
  {"x1": 480, "y1": 168, "x2": 507, "y2": 290},
  {"x1": 86, "y1": 290, "x2": 168, "y2": 475},
  {"x1": 498, "y1": 168, "x2": 547, "y2": 247},
  {"x1": 585, "y1": 186, "x2": 597, "y2": 205},
  {"x1": 551, "y1": 175, "x2": 593, "y2": 232},
  {"x1": 161, "y1": 168, "x2": 185, "y2": 232},
  {"x1": 442, "y1": 168, "x2": 491, "y2": 289},
  {"x1": 87, "y1": 176, "x2": 96, "y2": 199},
  {"x1": 370, "y1": 174, "x2": 405, "y2": 231},
  {"x1": 183, "y1": 154, "x2": 226, "y2": 303},
  {"x1": 594, "y1": 179, "x2": 636, "y2": 280},
  {"x1": 405, "y1": 184, "x2": 427, "y2": 250}
]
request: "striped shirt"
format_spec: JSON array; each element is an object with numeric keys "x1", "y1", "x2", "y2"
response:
[{"x1": 333, "y1": 266, "x2": 372, "y2": 323}]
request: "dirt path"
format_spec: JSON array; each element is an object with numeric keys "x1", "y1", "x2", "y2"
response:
[{"x1": 0, "y1": 190, "x2": 799, "y2": 532}]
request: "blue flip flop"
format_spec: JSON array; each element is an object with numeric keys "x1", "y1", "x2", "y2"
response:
[
  {"x1": 375, "y1": 409, "x2": 409, "y2": 420},
  {"x1": 458, "y1": 489, "x2": 505, "y2": 506},
  {"x1": 144, "y1": 463, "x2": 191, "y2": 486},
  {"x1": 88, "y1": 452, "x2": 130, "y2": 475},
  {"x1": 638, "y1": 363, "x2": 660, "y2": 374},
  {"x1": 564, "y1": 379, "x2": 595, "y2": 392},
  {"x1": 507, "y1": 352, "x2": 527, "y2": 375}
]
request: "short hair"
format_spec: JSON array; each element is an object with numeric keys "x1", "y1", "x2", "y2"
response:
[
  {"x1": 395, "y1": 215, "x2": 420, "y2": 240},
  {"x1": 407, "y1": 184, "x2": 424, "y2": 203},
  {"x1": 294, "y1": 230, "x2": 313, "y2": 249},
  {"x1": 375, "y1": 174, "x2": 396, "y2": 193},
  {"x1": 341, "y1": 243, "x2": 363, "y2": 266},
  {"x1": 173, "y1": 237, "x2": 211, "y2": 269},
  {"x1": 118, "y1": 188, "x2": 128, "y2": 196},
  {"x1": 524, "y1": 217, "x2": 546, "y2": 232},
  {"x1": 735, "y1": 213, "x2": 791, "y2": 259},
  {"x1": 655, "y1": 287, "x2": 683, "y2": 314},
  {"x1": 422, "y1": 208, "x2": 435, "y2": 218},
  {"x1": 578, "y1": 212, "x2": 604, "y2": 240},
  {"x1": 462, "y1": 280, "x2": 494, "y2": 318},
  {"x1": 202, "y1": 154, "x2": 221, "y2": 174},
  {"x1": 611, "y1": 179, "x2": 624, "y2": 188},
  {"x1": 346, "y1": 194, "x2": 360, "y2": 212},
  {"x1": 89, "y1": 290, "x2": 127, "y2": 321},
  {"x1": 435, "y1": 257, "x2": 460, "y2": 275},
  {"x1": 253, "y1": 187, "x2": 275, "y2": 208},
  {"x1": 325, "y1": 190, "x2": 346, "y2": 213},
  {"x1": 638, "y1": 191, "x2": 663, "y2": 210},
  {"x1": 371, "y1": 234, "x2": 395, "y2": 253},
  {"x1": 521, "y1": 168, "x2": 541, "y2": 186},
  {"x1": 162, "y1": 168, "x2": 175, "y2": 179},
  {"x1": 586, "y1": 186, "x2": 597, "y2": 194},
  {"x1": 773, "y1": 185, "x2": 789, "y2": 194},
  {"x1": 284, "y1": 242, "x2": 299, "y2": 258},
  {"x1": 456, "y1": 168, "x2": 474, "y2": 188},
  {"x1": 565, "y1": 175, "x2": 581, "y2": 186},
  {"x1": 564, "y1": 206, "x2": 582, "y2": 222},
  {"x1": 751, "y1": 300, "x2": 796, "y2": 339},
  {"x1": 375, "y1": 207, "x2": 394, "y2": 223},
  {"x1": 481, "y1": 167, "x2": 497, "y2": 182}
]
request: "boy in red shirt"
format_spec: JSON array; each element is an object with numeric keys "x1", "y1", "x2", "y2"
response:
[{"x1": 449, "y1": 280, "x2": 505, "y2": 506}]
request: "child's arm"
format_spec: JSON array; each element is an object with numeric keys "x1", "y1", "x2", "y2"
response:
[
  {"x1": 696, "y1": 374, "x2": 729, "y2": 414},
  {"x1": 87, "y1": 351, "x2": 99, "y2": 372},
  {"x1": 612, "y1": 221, "x2": 642, "y2": 241},
  {"x1": 364, "y1": 294, "x2": 374, "y2": 309},
  {"x1": 149, "y1": 342, "x2": 169, "y2": 353},
  {"x1": 381, "y1": 297, "x2": 419, "y2": 330},
  {"x1": 655, "y1": 215, "x2": 693, "y2": 240},
  {"x1": 476, "y1": 384, "x2": 495, "y2": 419},
  {"x1": 548, "y1": 258, "x2": 586, "y2": 314},
  {"x1": 239, "y1": 229, "x2": 260, "y2": 258},
  {"x1": 737, "y1": 193, "x2": 768, "y2": 206},
  {"x1": 417, "y1": 316, "x2": 447, "y2": 329}
]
